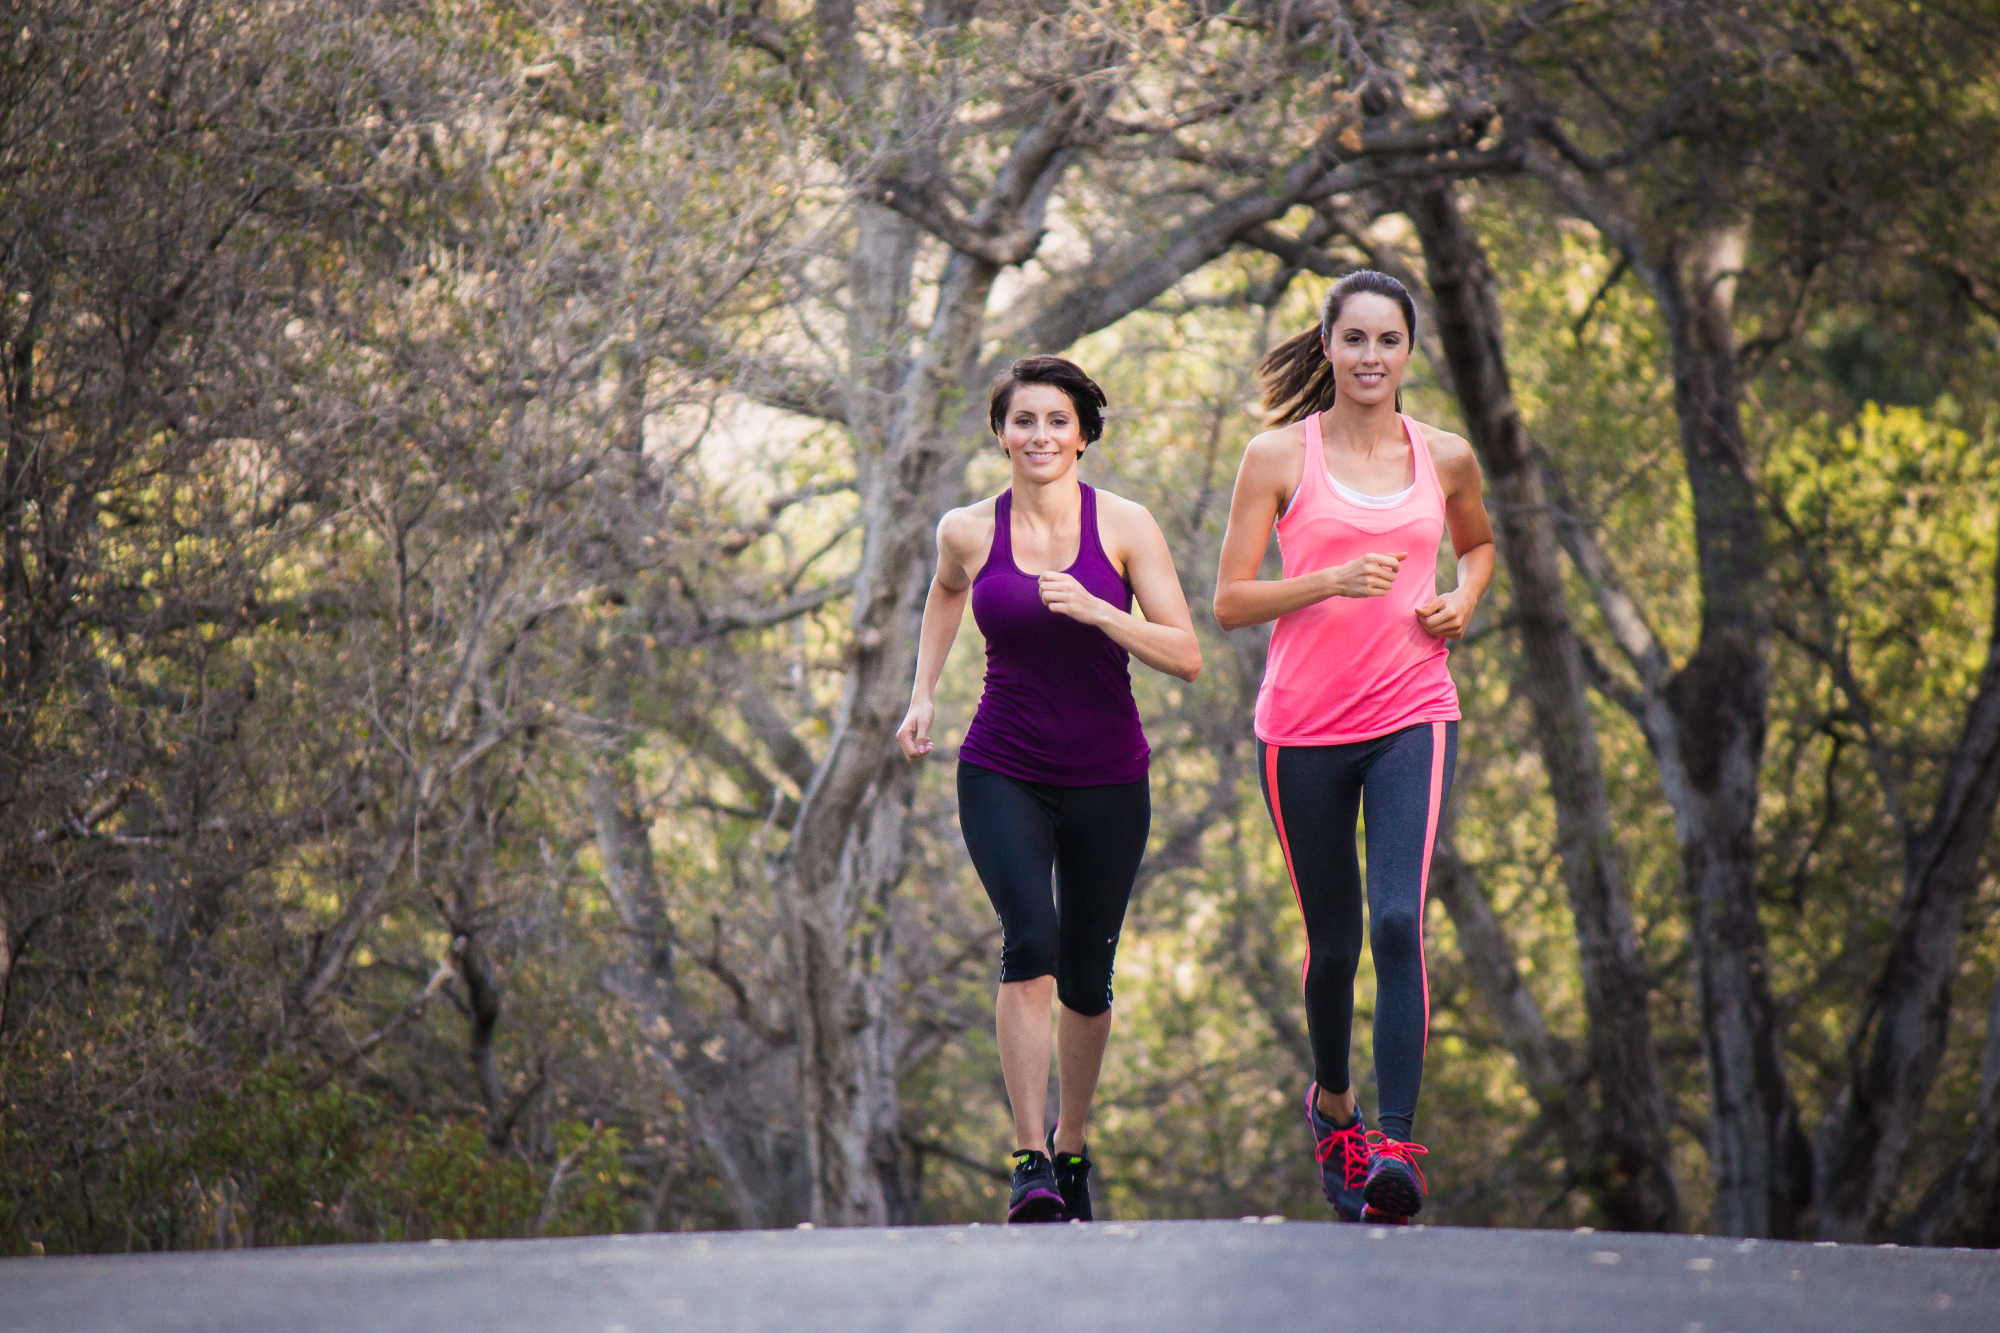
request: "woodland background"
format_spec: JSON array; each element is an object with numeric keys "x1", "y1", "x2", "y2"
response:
[{"x1": 5, "y1": 0, "x2": 2000, "y2": 1252}]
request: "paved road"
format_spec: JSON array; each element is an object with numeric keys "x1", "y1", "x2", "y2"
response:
[{"x1": 4, "y1": 1220, "x2": 1997, "y2": 1332}]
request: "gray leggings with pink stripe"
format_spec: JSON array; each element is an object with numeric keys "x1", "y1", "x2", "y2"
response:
[{"x1": 1257, "y1": 721, "x2": 1457, "y2": 1143}]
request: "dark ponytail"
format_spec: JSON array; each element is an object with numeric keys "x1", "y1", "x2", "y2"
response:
[
  {"x1": 1257, "y1": 326, "x2": 1339, "y2": 427},
  {"x1": 1256, "y1": 270, "x2": 1418, "y2": 426}
]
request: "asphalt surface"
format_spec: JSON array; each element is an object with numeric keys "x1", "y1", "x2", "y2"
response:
[{"x1": 4, "y1": 1219, "x2": 1997, "y2": 1332}]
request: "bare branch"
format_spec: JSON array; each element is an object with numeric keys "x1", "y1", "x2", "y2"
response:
[
  {"x1": 902, "y1": 1132, "x2": 1009, "y2": 1183},
  {"x1": 299, "y1": 953, "x2": 457, "y2": 1094},
  {"x1": 662, "y1": 707, "x2": 799, "y2": 831},
  {"x1": 691, "y1": 915, "x2": 794, "y2": 1048},
  {"x1": 1236, "y1": 223, "x2": 1357, "y2": 280},
  {"x1": 722, "y1": 652, "x2": 819, "y2": 790},
  {"x1": 998, "y1": 110, "x2": 1499, "y2": 357},
  {"x1": 858, "y1": 174, "x2": 1044, "y2": 267},
  {"x1": 1571, "y1": 254, "x2": 1632, "y2": 341},
  {"x1": 1541, "y1": 464, "x2": 1673, "y2": 694},
  {"x1": 702, "y1": 576, "x2": 854, "y2": 636},
  {"x1": 1575, "y1": 634, "x2": 1649, "y2": 722},
  {"x1": 531, "y1": 1121, "x2": 601, "y2": 1238}
]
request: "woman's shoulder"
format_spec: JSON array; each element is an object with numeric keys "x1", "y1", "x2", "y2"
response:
[
  {"x1": 1086, "y1": 486, "x2": 1154, "y2": 525},
  {"x1": 1087, "y1": 486, "x2": 1166, "y2": 543},
  {"x1": 1239, "y1": 417, "x2": 1310, "y2": 496},
  {"x1": 1411, "y1": 419, "x2": 1479, "y2": 485},
  {"x1": 1243, "y1": 418, "x2": 1310, "y2": 463},
  {"x1": 937, "y1": 495, "x2": 1000, "y2": 559}
]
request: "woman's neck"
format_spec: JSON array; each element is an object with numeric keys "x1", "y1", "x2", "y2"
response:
[
  {"x1": 1320, "y1": 396, "x2": 1404, "y2": 459},
  {"x1": 1009, "y1": 465, "x2": 1083, "y2": 522}
]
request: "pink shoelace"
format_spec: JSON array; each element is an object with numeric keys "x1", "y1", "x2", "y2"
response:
[
  {"x1": 1364, "y1": 1130, "x2": 1429, "y2": 1193},
  {"x1": 1315, "y1": 1119, "x2": 1371, "y2": 1189}
]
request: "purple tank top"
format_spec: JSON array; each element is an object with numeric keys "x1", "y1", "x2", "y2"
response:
[{"x1": 958, "y1": 484, "x2": 1150, "y2": 786}]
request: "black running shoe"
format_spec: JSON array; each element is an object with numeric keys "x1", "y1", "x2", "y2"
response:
[
  {"x1": 1304, "y1": 1082, "x2": 1367, "y2": 1222},
  {"x1": 1007, "y1": 1149, "x2": 1065, "y2": 1224},
  {"x1": 1046, "y1": 1126, "x2": 1093, "y2": 1222},
  {"x1": 1359, "y1": 1130, "x2": 1428, "y2": 1222}
]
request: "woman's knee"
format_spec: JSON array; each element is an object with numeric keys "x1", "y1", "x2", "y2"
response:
[
  {"x1": 1000, "y1": 927, "x2": 1060, "y2": 985},
  {"x1": 1372, "y1": 908, "x2": 1422, "y2": 965},
  {"x1": 1304, "y1": 939, "x2": 1362, "y2": 987},
  {"x1": 1055, "y1": 965, "x2": 1113, "y2": 1018}
]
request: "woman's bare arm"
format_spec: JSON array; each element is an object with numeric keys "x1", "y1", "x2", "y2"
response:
[
  {"x1": 1038, "y1": 495, "x2": 1201, "y2": 681},
  {"x1": 1413, "y1": 427, "x2": 1496, "y2": 639},
  {"x1": 1212, "y1": 428, "x2": 1407, "y2": 631},
  {"x1": 896, "y1": 508, "x2": 985, "y2": 760}
]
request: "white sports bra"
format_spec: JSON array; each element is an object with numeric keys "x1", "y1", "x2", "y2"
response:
[{"x1": 1328, "y1": 472, "x2": 1415, "y2": 508}]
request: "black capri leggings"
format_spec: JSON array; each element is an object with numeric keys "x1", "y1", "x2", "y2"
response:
[
  {"x1": 957, "y1": 760, "x2": 1150, "y2": 1017},
  {"x1": 1258, "y1": 722, "x2": 1457, "y2": 1143}
]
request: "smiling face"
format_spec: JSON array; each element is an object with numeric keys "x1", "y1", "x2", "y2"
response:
[
  {"x1": 997, "y1": 382, "x2": 1086, "y2": 481},
  {"x1": 1322, "y1": 291, "x2": 1411, "y2": 408}
]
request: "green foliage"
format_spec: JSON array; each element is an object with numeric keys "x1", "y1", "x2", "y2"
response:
[{"x1": 0, "y1": 1067, "x2": 635, "y2": 1255}]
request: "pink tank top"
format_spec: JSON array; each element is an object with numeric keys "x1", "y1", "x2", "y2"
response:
[{"x1": 1254, "y1": 412, "x2": 1461, "y2": 746}]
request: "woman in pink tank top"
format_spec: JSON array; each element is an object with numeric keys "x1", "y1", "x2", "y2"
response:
[{"x1": 1214, "y1": 271, "x2": 1495, "y2": 1224}]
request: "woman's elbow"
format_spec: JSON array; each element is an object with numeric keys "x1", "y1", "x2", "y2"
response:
[
  {"x1": 1211, "y1": 594, "x2": 1239, "y2": 633},
  {"x1": 1176, "y1": 639, "x2": 1203, "y2": 682}
]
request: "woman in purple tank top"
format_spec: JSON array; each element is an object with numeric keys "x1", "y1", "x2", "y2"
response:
[{"x1": 896, "y1": 356, "x2": 1202, "y2": 1223}]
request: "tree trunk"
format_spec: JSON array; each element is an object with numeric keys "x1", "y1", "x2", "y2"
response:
[
  {"x1": 1816, "y1": 543, "x2": 2000, "y2": 1239},
  {"x1": 1429, "y1": 830, "x2": 1587, "y2": 1163},
  {"x1": 458, "y1": 924, "x2": 509, "y2": 1146},
  {"x1": 0, "y1": 891, "x2": 12, "y2": 1037},
  {"x1": 1407, "y1": 181, "x2": 1681, "y2": 1232},
  {"x1": 1646, "y1": 226, "x2": 1809, "y2": 1238},
  {"x1": 1522, "y1": 168, "x2": 1811, "y2": 1236},
  {"x1": 1905, "y1": 977, "x2": 2000, "y2": 1247},
  {"x1": 446, "y1": 810, "x2": 512, "y2": 1149},
  {"x1": 589, "y1": 751, "x2": 775, "y2": 1229},
  {"x1": 773, "y1": 242, "x2": 999, "y2": 1225}
]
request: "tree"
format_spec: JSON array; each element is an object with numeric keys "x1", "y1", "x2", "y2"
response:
[
  {"x1": 0, "y1": 0, "x2": 805, "y2": 1242},
  {"x1": 1403, "y1": 177, "x2": 1681, "y2": 1232},
  {"x1": 1433, "y1": 0, "x2": 2000, "y2": 1237}
]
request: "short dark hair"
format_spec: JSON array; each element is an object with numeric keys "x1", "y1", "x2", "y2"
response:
[{"x1": 988, "y1": 355, "x2": 1109, "y2": 444}]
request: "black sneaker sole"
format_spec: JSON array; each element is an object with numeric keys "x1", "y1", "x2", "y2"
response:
[
  {"x1": 1363, "y1": 1160, "x2": 1423, "y2": 1219},
  {"x1": 1007, "y1": 1187, "x2": 1065, "y2": 1224}
]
